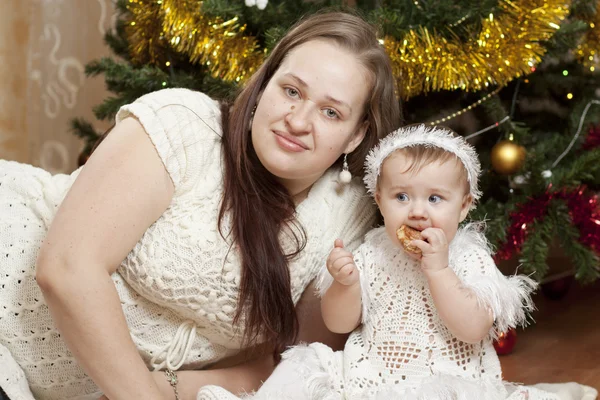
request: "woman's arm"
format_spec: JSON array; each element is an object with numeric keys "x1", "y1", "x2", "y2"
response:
[
  {"x1": 424, "y1": 267, "x2": 494, "y2": 343},
  {"x1": 36, "y1": 117, "x2": 174, "y2": 400}
]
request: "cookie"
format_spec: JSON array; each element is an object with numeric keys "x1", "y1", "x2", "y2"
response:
[{"x1": 396, "y1": 224, "x2": 422, "y2": 254}]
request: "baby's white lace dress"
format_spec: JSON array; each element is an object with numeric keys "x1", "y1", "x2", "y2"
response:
[
  {"x1": 289, "y1": 224, "x2": 561, "y2": 400},
  {"x1": 0, "y1": 88, "x2": 377, "y2": 400}
]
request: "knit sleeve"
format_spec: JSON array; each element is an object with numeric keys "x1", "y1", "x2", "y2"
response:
[
  {"x1": 116, "y1": 88, "x2": 222, "y2": 195},
  {"x1": 450, "y1": 224, "x2": 537, "y2": 338}
]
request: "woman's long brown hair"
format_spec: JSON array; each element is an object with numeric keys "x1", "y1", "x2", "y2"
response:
[{"x1": 218, "y1": 11, "x2": 402, "y2": 357}]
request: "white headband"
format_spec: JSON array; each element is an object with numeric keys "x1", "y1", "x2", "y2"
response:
[{"x1": 364, "y1": 124, "x2": 482, "y2": 205}]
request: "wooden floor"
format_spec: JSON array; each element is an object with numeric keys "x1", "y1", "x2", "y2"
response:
[{"x1": 499, "y1": 278, "x2": 600, "y2": 390}]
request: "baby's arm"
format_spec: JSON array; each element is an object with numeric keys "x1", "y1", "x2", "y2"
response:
[
  {"x1": 413, "y1": 228, "x2": 493, "y2": 343},
  {"x1": 320, "y1": 239, "x2": 363, "y2": 334},
  {"x1": 425, "y1": 268, "x2": 493, "y2": 343}
]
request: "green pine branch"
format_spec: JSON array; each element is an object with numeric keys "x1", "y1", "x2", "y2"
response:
[
  {"x1": 103, "y1": 18, "x2": 131, "y2": 62},
  {"x1": 517, "y1": 214, "x2": 554, "y2": 281},
  {"x1": 372, "y1": 0, "x2": 500, "y2": 38},
  {"x1": 552, "y1": 148, "x2": 600, "y2": 186},
  {"x1": 70, "y1": 118, "x2": 101, "y2": 152},
  {"x1": 550, "y1": 199, "x2": 600, "y2": 282},
  {"x1": 469, "y1": 197, "x2": 512, "y2": 250}
]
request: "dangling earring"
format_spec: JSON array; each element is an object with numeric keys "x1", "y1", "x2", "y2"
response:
[{"x1": 339, "y1": 154, "x2": 352, "y2": 183}]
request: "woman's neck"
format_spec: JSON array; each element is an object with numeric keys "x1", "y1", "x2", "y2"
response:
[
  {"x1": 279, "y1": 176, "x2": 319, "y2": 206},
  {"x1": 292, "y1": 186, "x2": 311, "y2": 205}
]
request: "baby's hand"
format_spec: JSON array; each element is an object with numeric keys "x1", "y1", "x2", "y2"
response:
[
  {"x1": 326, "y1": 239, "x2": 359, "y2": 286},
  {"x1": 411, "y1": 228, "x2": 449, "y2": 272}
]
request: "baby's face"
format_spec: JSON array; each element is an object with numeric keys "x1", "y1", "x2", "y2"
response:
[{"x1": 375, "y1": 154, "x2": 472, "y2": 249}]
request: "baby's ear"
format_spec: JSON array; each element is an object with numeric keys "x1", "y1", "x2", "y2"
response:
[
  {"x1": 459, "y1": 194, "x2": 473, "y2": 222},
  {"x1": 374, "y1": 191, "x2": 381, "y2": 208}
]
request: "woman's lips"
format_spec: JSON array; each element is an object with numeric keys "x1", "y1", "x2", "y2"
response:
[{"x1": 274, "y1": 131, "x2": 308, "y2": 152}]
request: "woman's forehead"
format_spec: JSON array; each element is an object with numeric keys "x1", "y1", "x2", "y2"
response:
[{"x1": 275, "y1": 40, "x2": 371, "y2": 107}]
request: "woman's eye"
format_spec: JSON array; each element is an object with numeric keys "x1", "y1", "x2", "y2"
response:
[
  {"x1": 396, "y1": 193, "x2": 408, "y2": 202},
  {"x1": 323, "y1": 108, "x2": 339, "y2": 119},
  {"x1": 285, "y1": 87, "x2": 300, "y2": 98},
  {"x1": 429, "y1": 195, "x2": 442, "y2": 203}
]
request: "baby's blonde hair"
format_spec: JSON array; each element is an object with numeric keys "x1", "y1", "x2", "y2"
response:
[{"x1": 378, "y1": 145, "x2": 471, "y2": 196}]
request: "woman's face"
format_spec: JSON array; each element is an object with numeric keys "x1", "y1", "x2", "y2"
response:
[{"x1": 251, "y1": 39, "x2": 371, "y2": 195}]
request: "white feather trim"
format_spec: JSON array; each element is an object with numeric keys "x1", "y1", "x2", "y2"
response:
[
  {"x1": 306, "y1": 373, "x2": 342, "y2": 400},
  {"x1": 366, "y1": 374, "x2": 508, "y2": 400},
  {"x1": 364, "y1": 124, "x2": 482, "y2": 207},
  {"x1": 463, "y1": 274, "x2": 537, "y2": 339},
  {"x1": 449, "y1": 223, "x2": 537, "y2": 339},
  {"x1": 283, "y1": 345, "x2": 343, "y2": 400},
  {"x1": 303, "y1": 368, "x2": 510, "y2": 400},
  {"x1": 448, "y1": 221, "x2": 492, "y2": 257}
]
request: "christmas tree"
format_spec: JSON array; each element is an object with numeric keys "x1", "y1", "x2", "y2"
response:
[{"x1": 73, "y1": 0, "x2": 600, "y2": 282}]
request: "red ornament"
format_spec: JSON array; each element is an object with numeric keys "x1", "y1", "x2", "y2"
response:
[
  {"x1": 541, "y1": 275, "x2": 573, "y2": 300},
  {"x1": 494, "y1": 192, "x2": 551, "y2": 262},
  {"x1": 493, "y1": 328, "x2": 517, "y2": 355},
  {"x1": 582, "y1": 123, "x2": 600, "y2": 151}
]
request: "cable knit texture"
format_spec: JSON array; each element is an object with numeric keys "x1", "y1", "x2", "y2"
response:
[{"x1": 0, "y1": 88, "x2": 377, "y2": 400}]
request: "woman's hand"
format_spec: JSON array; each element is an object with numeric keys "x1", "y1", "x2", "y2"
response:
[{"x1": 98, "y1": 370, "x2": 180, "y2": 400}]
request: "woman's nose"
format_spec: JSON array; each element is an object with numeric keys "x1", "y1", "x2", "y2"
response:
[{"x1": 285, "y1": 103, "x2": 312, "y2": 134}]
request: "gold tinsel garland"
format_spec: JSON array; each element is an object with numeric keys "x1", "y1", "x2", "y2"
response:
[
  {"x1": 576, "y1": 5, "x2": 599, "y2": 72},
  {"x1": 125, "y1": 0, "x2": 584, "y2": 97},
  {"x1": 383, "y1": 0, "x2": 571, "y2": 99},
  {"x1": 126, "y1": 0, "x2": 265, "y2": 82},
  {"x1": 126, "y1": 0, "x2": 166, "y2": 66}
]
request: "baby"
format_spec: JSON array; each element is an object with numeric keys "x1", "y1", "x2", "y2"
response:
[{"x1": 198, "y1": 125, "x2": 597, "y2": 400}]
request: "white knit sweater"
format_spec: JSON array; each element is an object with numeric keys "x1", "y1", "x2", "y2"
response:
[{"x1": 0, "y1": 88, "x2": 377, "y2": 400}]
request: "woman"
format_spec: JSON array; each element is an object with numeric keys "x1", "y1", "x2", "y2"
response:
[{"x1": 0, "y1": 11, "x2": 402, "y2": 400}]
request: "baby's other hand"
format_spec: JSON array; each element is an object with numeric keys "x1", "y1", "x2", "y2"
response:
[
  {"x1": 326, "y1": 239, "x2": 359, "y2": 286},
  {"x1": 411, "y1": 227, "x2": 449, "y2": 272}
]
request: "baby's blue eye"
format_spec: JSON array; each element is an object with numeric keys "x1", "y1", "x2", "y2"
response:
[
  {"x1": 396, "y1": 193, "x2": 409, "y2": 202},
  {"x1": 429, "y1": 195, "x2": 442, "y2": 203}
]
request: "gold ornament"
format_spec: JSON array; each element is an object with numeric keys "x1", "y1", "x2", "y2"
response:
[
  {"x1": 491, "y1": 140, "x2": 526, "y2": 175},
  {"x1": 382, "y1": 0, "x2": 571, "y2": 99}
]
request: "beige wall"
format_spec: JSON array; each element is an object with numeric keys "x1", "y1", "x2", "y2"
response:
[{"x1": 0, "y1": 0, "x2": 116, "y2": 173}]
